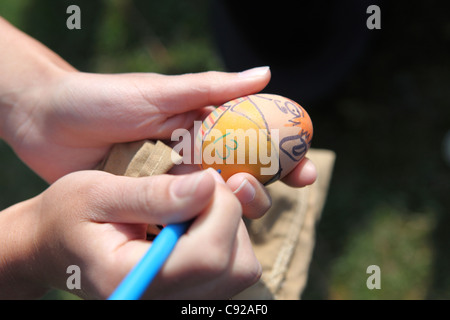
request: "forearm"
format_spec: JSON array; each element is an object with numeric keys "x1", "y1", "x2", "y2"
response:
[
  {"x1": 0, "y1": 16, "x2": 75, "y2": 141},
  {"x1": 0, "y1": 198, "x2": 49, "y2": 299}
]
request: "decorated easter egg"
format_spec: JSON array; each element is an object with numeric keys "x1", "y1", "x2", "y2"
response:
[{"x1": 195, "y1": 94, "x2": 313, "y2": 185}]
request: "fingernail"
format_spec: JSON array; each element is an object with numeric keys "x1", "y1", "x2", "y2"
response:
[
  {"x1": 232, "y1": 179, "x2": 256, "y2": 204},
  {"x1": 304, "y1": 159, "x2": 316, "y2": 173},
  {"x1": 172, "y1": 171, "x2": 209, "y2": 198},
  {"x1": 302, "y1": 160, "x2": 317, "y2": 185},
  {"x1": 206, "y1": 168, "x2": 226, "y2": 185},
  {"x1": 238, "y1": 66, "x2": 270, "y2": 78}
]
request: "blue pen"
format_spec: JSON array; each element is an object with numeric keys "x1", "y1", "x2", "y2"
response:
[{"x1": 108, "y1": 221, "x2": 190, "y2": 300}]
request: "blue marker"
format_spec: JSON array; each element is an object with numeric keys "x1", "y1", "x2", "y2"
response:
[{"x1": 108, "y1": 222, "x2": 190, "y2": 300}]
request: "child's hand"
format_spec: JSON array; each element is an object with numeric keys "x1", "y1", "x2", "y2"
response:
[
  {"x1": 3, "y1": 67, "x2": 271, "y2": 183},
  {"x1": 29, "y1": 169, "x2": 261, "y2": 299}
]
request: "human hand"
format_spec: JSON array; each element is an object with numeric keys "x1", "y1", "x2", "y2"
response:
[
  {"x1": 2, "y1": 66, "x2": 273, "y2": 184},
  {"x1": 26, "y1": 169, "x2": 261, "y2": 300}
]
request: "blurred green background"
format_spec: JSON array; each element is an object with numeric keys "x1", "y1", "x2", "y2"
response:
[{"x1": 0, "y1": 0, "x2": 449, "y2": 300}]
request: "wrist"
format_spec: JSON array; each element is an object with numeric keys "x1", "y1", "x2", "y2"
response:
[
  {"x1": 0, "y1": 17, "x2": 75, "y2": 141},
  {"x1": 0, "y1": 197, "x2": 50, "y2": 299}
]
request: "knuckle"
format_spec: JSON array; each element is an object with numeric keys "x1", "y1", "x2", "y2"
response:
[
  {"x1": 195, "y1": 243, "x2": 231, "y2": 278},
  {"x1": 242, "y1": 259, "x2": 263, "y2": 288},
  {"x1": 138, "y1": 179, "x2": 160, "y2": 209},
  {"x1": 70, "y1": 172, "x2": 113, "y2": 215},
  {"x1": 192, "y1": 71, "x2": 224, "y2": 101},
  {"x1": 223, "y1": 188, "x2": 243, "y2": 215},
  {"x1": 136, "y1": 176, "x2": 172, "y2": 217}
]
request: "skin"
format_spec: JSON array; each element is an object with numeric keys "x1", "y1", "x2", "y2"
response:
[{"x1": 0, "y1": 17, "x2": 317, "y2": 299}]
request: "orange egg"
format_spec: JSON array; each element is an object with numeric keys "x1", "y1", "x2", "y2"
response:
[{"x1": 196, "y1": 94, "x2": 313, "y2": 185}]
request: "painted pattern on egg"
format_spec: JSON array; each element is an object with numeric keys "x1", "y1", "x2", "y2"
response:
[{"x1": 196, "y1": 94, "x2": 313, "y2": 185}]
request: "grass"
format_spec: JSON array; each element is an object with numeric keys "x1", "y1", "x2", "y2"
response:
[
  {"x1": 0, "y1": 0, "x2": 449, "y2": 300},
  {"x1": 328, "y1": 204, "x2": 435, "y2": 300}
]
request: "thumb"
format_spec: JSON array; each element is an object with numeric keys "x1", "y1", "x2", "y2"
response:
[
  {"x1": 129, "y1": 67, "x2": 271, "y2": 139},
  {"x1": 85, "y1": 169, "x2": 217, "y2": 226},
  {"x1": 149, "y1": 67, "x2": 271, "y2": 114}
]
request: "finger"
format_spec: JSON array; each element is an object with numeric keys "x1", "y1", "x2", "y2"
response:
[
  {"x1": 85, "y1": 169, "x2": 218, "y2": 225},
  {"x1": 148, "y1": 67, "x2": 271, "y2": 114},
  {"x1": 145, "y1": 220, "x2": 261, "y2": 299},
  {"x1": 137, "y1": 68, "x2": 270, "y2": 138},
  {"x1": 281, "y1": 157, "x2": 317, "y2": 187},
  {"x1": 171, "y1": 182, "x2": 243, "y2": 271},
  {"x1": 186, "y1": 181, "x2": 242, "y2": 244},
  {"x1": 170, "y1": 162, "x2": 272, "y2": 220},
  {"x1": 223, "y1": 219, "x2": 262, "y2": 294},
  {"x1": 142, "y1": 182, "x2": 245, "y2": 298},
  {"x1": 226, "y1": 173, "x2": 272, "y2": 219}
]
